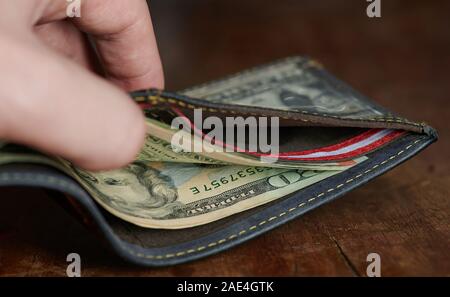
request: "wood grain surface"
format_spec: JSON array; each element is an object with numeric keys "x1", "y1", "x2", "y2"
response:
[{"x1": 0, "y1": 0, "x2": 449, "y2": 276}]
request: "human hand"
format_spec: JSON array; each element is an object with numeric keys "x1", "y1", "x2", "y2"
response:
[{"x1": 0, "y1": 0, "x2": 163, "y2": 170}]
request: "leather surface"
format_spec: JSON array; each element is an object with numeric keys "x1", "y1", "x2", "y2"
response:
[
  {"x1": 0, "y1": 132, "x2": 436, "y2": 266},
  {"x1": 0, "y1": 56, "x2": 438, "y2": 266},
  {"x1": 133, "y1": 57, "x2": 434, "y2": 135}
]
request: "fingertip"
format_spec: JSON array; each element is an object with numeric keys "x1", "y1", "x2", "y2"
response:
[
  {"x1": 1, "y1": 36, "x2": 149, "y2": 173},
  {"x1": 72, "y1": 0, "x2": 165, "y2": 92}
]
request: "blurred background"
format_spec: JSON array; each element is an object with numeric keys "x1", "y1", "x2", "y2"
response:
[
  {"x1": 150, "y1": 0, "x2": 448, "y2": 92},
  {"x1": 0, "y1": 0, "x2": 449, "y2": 276}
]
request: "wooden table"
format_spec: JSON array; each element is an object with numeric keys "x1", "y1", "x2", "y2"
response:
[{"x1": 0, "y1": 0, "x2": 449, "y2": 276}]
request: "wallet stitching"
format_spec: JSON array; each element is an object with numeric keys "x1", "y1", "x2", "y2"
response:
[
  {"x1": 0, "y1": 136, "x2": 425, "y2": 261},
  {"x1": 125, "y1": 136, "x2": 425, "y2": 260},
  {"x1": 136, "y1": 95, "x2": 423, "y2": 128},
  {"x1": 133, "y1": 55, "x2": 421, "y2": 127}
]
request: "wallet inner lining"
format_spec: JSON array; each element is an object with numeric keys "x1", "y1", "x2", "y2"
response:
[{"x1": 144, "y1": 107, "x2": 407, "y2": 161}]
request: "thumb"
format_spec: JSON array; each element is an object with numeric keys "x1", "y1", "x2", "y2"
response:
[{"x1": 0, "y1": 35, "x2": 146, "y2": 170}]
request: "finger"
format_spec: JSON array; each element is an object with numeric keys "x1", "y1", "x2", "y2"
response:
[
  {"x1": 0, "y1": 35, "x2": 146, "y2": 170},
  {"x1": 13, "y1": 0, "x2": 164, "y2": 91},
  {"x1": 71, "y1": 0, "x2": 164, "y2": 91},
  {"x1": 34, "y1": 20, "x2": 95, "y2": 70}
]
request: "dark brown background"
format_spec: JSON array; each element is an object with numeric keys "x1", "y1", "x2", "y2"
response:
[{"x1": 0, "y1": 0, "x2": 449, "y2": 276}]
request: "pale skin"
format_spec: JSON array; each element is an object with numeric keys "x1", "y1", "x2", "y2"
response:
[{"x1": 0, "y1": 0, "x2": 164, "y2": 170}]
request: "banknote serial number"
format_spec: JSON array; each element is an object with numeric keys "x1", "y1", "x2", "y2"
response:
[
  {"x1": 189, "y1": 167, "x2": 273, "y2": 195},
  {"x1": 177, "y1": 281, "x2": 274, "y2": 294}
]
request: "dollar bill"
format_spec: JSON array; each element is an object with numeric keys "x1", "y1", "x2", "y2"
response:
[
  {"x1": 181, "y1": 56, "x2": 387, "y2": 118},
  {"x1": 62, "y1": 159, "x2": 365, "y2": 229},
  {"x1": 138, "y1": 134, "x2": 227, "y2": 165},
  {"x1": 144, "y1": 118, "x2": 361, "y2": 171},
  {"x1": 0, "y1": 143, "x2": 366, "y2": 229}
]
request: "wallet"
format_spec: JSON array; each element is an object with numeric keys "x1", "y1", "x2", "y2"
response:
[{"x1": 0, "y1": 57, "x2": 437, "y2": 266}]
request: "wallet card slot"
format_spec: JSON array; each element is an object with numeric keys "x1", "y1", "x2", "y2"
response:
[
  {"x1": 140, "y1": 101, "x2": 413, "y2": 163},
  {"x1": 134, "y1": 89, "x2": 428, "y2": 134},
  {"x1": 132, "y1": 56, "x2": 435, "y2": 136}
]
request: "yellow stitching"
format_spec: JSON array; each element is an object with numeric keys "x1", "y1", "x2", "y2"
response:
[
  {"x1": 138, "y1": 95, "x2": 422, "y2": 126},
  {"x1": 0, "y1": 136, "x2": 425, "y2": 261},
  {"x1": 129, "y1": 138, "x2": 423, "y2": 255}
]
